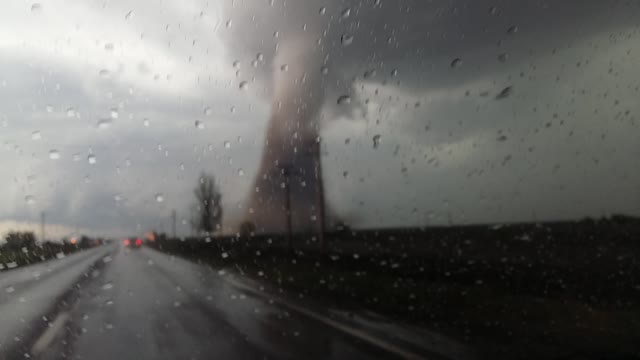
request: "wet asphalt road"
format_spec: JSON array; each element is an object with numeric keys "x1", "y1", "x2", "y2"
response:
[{"x1": 4, "y1": 246, "x2": 397, "y2": 360}]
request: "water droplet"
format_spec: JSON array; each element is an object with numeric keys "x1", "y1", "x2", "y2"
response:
[
  {"x1": 221, "y1": 252, "x2": 229, "y2": 259},
  {"x1": 341, "y1": 8, "x2": 351, "y2": 18},
  {"x1": 256, "y1": 53, "x2": 264, "y2": 61},
  {"x1": 30, "y1": 3, "x2": 41, "y2": 12},
  {"x1": 66, "y1": 107, "x2": 76, "y2": 117},
  {"x1": 195, "y1": 120, "x2": 205, "y2": 129},
  {"x1": 239, "y1": 81, "x2": 249, "y2": 90},
  {"x1": 337, "y1": 95, "x2": 351, "y2": 105},
  {"x1": 49, "y1": 150, "x2": 60, "y2": 160},
  {"x1": 498, "y1": 53, "x2": 509, "y2": 62},
  {"x1": 507, "y1": 25, "x2": 518, "y2": 34},
  {"x1": 87, "y1": 155, "x2": 96, "y2": 165},
  {"x1": 97, "y1": 119, "x2": 112, "y2": 129},
  {"x1": 5, "y1": 286, "x2": 15, "y2": 293},
  {"x1": 237, "y1": 168, "x2": 244, "y2": 176},
  {"x1": 99, "y1": 69, "x2": 110, "y2": 78},
  {"x1": 102, "y1": 283, "x2": 113, "y2": 290},
  {"x1": 31, "y1": 131, "x2": 41, "y2": 140},
  {"x1": 319, "y1": 7, "x2": 326, "y2": 15},
  {"x1": 104, "y1": 43, "x2": 114, "y2": 51},
  {"x1": 155, "y1": 194, "x2": 164, "y2": 202},
  {"x1": 495, "y1": 86, "x2": 513, "y2": 100},
  {"x1": 124, "y1": 10, "x2": 133, "y2": 20},
  {"x1": 114, "y1": 194, "x2": 123, "y2": 202},
  {"x1": 451, "y1": 58, "x2": 463, "y2": 68},
  {"x1": 56, "y1": 252, "x2": 65, "y2": 259},
  {"x1": 224, "y1": 141, "x2": 231, "y2": 149},
  {"x1": 280, "y1": 64, "x2": 289, "y2": 72},
  {"x1": 25, "y1": 195, "x2": 36, "y2": 205},
  {"x1": 225, "y1": 19, "x2": 232, "y2": 28},
  {"x1": 110, "y1": 108, "x2": 119, "y2": 119},
  {"x1": 341, "y1": 34, "x2": 354, "y2": 46},
  {"x1": 320, "y1": 66, "x2": 329, "y2": 75},
  {"x1": 45, "y1": 105, "x2": 53, "y2": 113},
  {"x1": 363, "y1": 69, "x2": 377, "y2": 78},
  {"x1": 72, "y1": 153, "x2": 81, "y2": 162},
  {"x1": 390, "y1": 69, "x2": 398, "y2": 77},
  {"x1": 204, "y1": 107, "x2": 213, "y2": 116},
  {"x1": 372, "y1": 134, "x2": 381, "y2": 149},
  {"x1": 143, "y1": 118, "x2": 150, "y2": 127}
]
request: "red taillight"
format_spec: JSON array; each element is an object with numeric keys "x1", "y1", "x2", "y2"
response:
[
  {"x1": 123, "y1": 239, "x2": 130, "y2": 246},
  {"x1": 135, "y1": 239, "x2": 142, "y2": 246}
]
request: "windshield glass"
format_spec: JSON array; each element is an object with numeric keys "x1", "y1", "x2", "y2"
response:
[{"x1": 1, "y1": 1, "x2": 639, "y2": 359}]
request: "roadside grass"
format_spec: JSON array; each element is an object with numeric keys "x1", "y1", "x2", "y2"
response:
[{"x1": 150, "y1": 236, "x2": 640, "y2": 359}]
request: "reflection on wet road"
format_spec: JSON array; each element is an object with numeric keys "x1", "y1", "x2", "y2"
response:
[{"x1": 26, "y1": 247, "x2": 393, "y2": 360}]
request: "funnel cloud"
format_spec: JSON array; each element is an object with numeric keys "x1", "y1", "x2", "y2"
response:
[{"x1": 219, "y1": 0, "x2": 640, "y2": 232}]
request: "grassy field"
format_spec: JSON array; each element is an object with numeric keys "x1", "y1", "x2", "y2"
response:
[{"x1": 149, "y1": 217, "x2": 640, "y2": 359}]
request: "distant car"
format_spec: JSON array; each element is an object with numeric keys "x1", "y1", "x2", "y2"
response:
[{"x1": 122, "y1": 237, "x2": 143, "y2": 249}]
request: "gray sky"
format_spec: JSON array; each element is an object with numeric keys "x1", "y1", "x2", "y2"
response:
[{"x1": 1, "y1": 0, "x2": 639, "y2": 239}]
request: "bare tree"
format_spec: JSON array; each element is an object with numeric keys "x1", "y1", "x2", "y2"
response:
[{"x1": 191, "y1": 172, "x2": 223, "y2": 235}]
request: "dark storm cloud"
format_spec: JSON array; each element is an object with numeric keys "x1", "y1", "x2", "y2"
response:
[{"x1": 223, "y1": 0, "x2": 639, "y2": 101}]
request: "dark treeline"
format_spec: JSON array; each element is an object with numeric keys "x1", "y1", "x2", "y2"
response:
[{"x1": 0, "y1": 231, "x2": 104, "y2": 270}]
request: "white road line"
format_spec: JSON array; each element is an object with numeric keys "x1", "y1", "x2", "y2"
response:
[
  {"x1": 224, "y1": 276, "x2": 426, "y2": 360},
  {"x1": 31, "y1": 311, "x2": 70, "y2": 356}
]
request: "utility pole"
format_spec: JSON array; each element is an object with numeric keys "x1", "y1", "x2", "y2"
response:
[
  {"x1": 314, "y1": 140, "x2": 326, "y2": 253},
  {"x1": 283, "y1": 166, "x2": 293, "y2": 251},
  {"x1": 171, "y1": 209, "x2": 177, "y2": 239},
  {"x1": 40, "y1": 212, "x2": 45, "y2": 242}
]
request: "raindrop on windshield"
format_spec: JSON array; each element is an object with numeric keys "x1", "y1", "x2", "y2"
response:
[
  {"x1": 319, "y1": 7, "x2": 326, "y2": 15},
  {"x1": 507, "y1": 25, "x2": 519, "y2": 34},
  {"x1": 221, "y1": 252, "x2": 229, "y2": 259},
  {"x1": 337, "y1": 95, "x2": 351, "y2": 105},
  {"x1": 195, "y1": 120, "x2": 205, "y2": 129},
  {"x1": 31, "y1": 131, "x2": 41, "y2": 140},
  {"x1": 66, "y1": 107, "x2": 76, "y2": 117},
  {"x1": 97, "y1": 119, "x2": 112, "y2": 129},
  {"x1": 239, "y1": 81, "x2": 249, "y2": 90},
  {"x1": 87, "y1": 155, "x2": 97, "y2": 165},
  {"x1": 98, "y1": 69, "x2": 110, "y2": 78},
  {"x1": 143, "y1": 118, "x2": 150, "y2": 127},
  {"x1": 372, "y1": 134, "x2": 381, "y2": 149},
  {"x1": 204, "y1": 107, "x2": 213, "y2": 116},
  {"x1": 30, "y1": 3, "x2": 41, "y2": 12},
  {"x1": 237, "y1": 168, "x2": 245, "y2": 176},
  {"x1": 341, "y1": 34, "x2": 354, "y2": 46},
  {"x1": 224, "y1": 141, "x2": 231, "y2": 149},
  {"x1": 495, "y1": 86, "x2": 513, "y2": 100},
  {"x1": 321, "y1": 66, "x2": 329, "y2": 75},
  {"x1": 48, "y1": 150, "x2": 60, "y2": 160},
  {"x1": 124, "y1": 10, "x2": 133, "y2": 20},
  {"x1": 45, "y1": 105, "x2": 53, "y2": 113},
  {"x1": 155, "y1": 194, "x2": 164, "y2": 202},
  {"x1": 110, "y1": 108, "x2": 119, "y2": 119},
  {"x1": 341, "y1": 8, "x2": 351, "y2": 18},
  {"x1": 451, "y1": 58, "x2": 463, "y2": 68},
  {"x1": 25, "y1": 195, "x2": 36, "y2": 205},
  {"x1": 280, "y1": 64, "x2": 289, "y2": 72}
]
